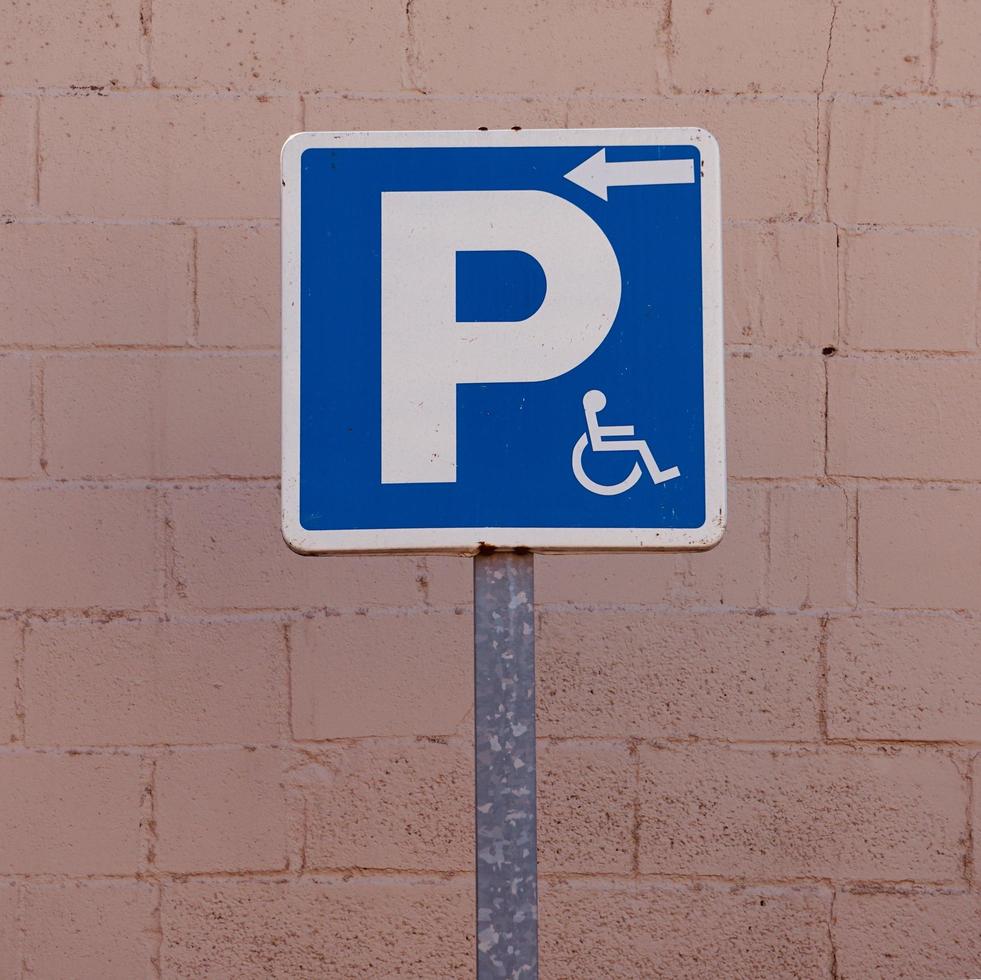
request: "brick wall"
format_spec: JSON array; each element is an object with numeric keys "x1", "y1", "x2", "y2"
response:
[{"x1": 0, "y1": 1, "x2": 979, "y2": 977}]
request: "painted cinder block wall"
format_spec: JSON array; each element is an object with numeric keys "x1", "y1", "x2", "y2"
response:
[{"x1": 0, "y1": 1, "x2": 979, "y2": 976}]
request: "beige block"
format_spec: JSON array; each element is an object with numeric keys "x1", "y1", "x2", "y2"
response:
[
  {"x1": 0, "y1": 621, "x2": 18, "y2": 744},
  {"x1": 860, "y1": 487, "x2": 981, "y2": 609},
  {"x1": 829, "y1": 99, "x2": 981, "y2": 226},
  {"x1": 22, "y1": 882, "x2": 156, "y2": 980},
  {"x1": 541, "y1": 880, "x2": 831, "y2": 979},
  {"x1": 161, "y1": 878, "x2": 471, "y2": 978},
  {"x1": 725, "y1": 222, "x2": 838, "y2": 348},
  {"x1": 0, "y1": 882, "x2": 16, "y2": 979},
  {"x1": 40, "y1": 94, "x2": 299, "y2": 219},
  {"x1": 769, "y1": 484, "x2": 851, "y2": 608},
  {"x1": 639, "y1": 744, "x2": 964, "y2": 880},
  {"x1": 155, "y1": 748, "x2": 288, "y2": 873},
  {"x1": 828, "y1": 615, "x2": 981, "y2": 740},
  {"x1": 301, "y1": 739, "x2": 471, "y2": 871},
  {"x1": 834, "y1": 892, "x2": 981, "y2": 980},
  {"x1": 538, "y1": 741, "x2": 634, "y2": 874},
  {"x1": 535, "y1": 551, "x2": 688, "y2": 606},
  {"x1": 0, "y1": 355, "x2": 33, "y2": 477},
  {"x1": 290, "y1": 611, "x2": 471, "y2": 739},
  {"x1": 537, "y1": 611, "x2": 821, "y2": 740},
  {"x1": 0, "y1": 96, "x2": 35, "y2": 214},
  {"x1": 44, "y1": 353, "x2": 279, "y2": 478},
  {"x1": 24, "y1": 620, "x2": 287, "y2": 746},
  {"x1": 0, "y1": 223, "x2": 194, "y2": 346},
  {"x1": 826, "y1": 0, "x2": 931, "y2": 94},
  {"x1": 418, "y1": 555, "x2": 472, "y2": 607},
  {"x1": 727, "y1": 353, "x2": 826, "y2": 478},
  {"x1": 935, "y1": 0, "x2": 981, "y2": 94},
  {"x1": 670, "y1": 0, "x2": 830, "y2": 94},
  {"x1": 0, "y1": 753, "x2": 143, "y2": 874},
  {"x1": 841, "y1": 229, "x2": 978, "y2": 351},
  {"x1": 0, "y1": 486, "x2": 158, "y2": 611},
  {"x1": 196, "y1": 225, "x2": 279, "y2": 347},
  {"x1": 412, "y1": 0, "x2": 664, "y2": 95},
  {"x1": 830, "y1": 359, "x2": 981, "y2": 480},
  {"x1": 0, "y1": 0, "x2": 141, "y2": 88},
  {"x1": 152, "y1": 0, "x2": 405, "y2": 92}
]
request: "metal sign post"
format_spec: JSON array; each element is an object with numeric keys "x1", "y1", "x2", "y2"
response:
[{"x1": 474, "y1": 550, "x2": 538, "y2": 979}]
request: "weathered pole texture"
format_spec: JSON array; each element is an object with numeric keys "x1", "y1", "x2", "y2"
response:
[{"x1": 473, "y1": 550, "x2": 539, "y2": 980}]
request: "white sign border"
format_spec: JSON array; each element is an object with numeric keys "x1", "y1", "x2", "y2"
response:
[{"x1": 282, "y1": 127, "x2": 725, "y2": 555}]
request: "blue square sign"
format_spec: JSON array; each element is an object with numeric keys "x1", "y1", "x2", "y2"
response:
[{"x1": 282, "y1": 128, "x2": 725, "y2": 553}]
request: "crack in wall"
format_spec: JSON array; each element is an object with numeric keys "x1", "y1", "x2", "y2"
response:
[
  {"x1": 963, "y1": 756, "x2": 976, "y2": 887},
  {"x1": 628, "y1": 737, "x2": 641, "y2": 876},
  {"x1": 189, "y1": 229, "x2": 199, "y2": 347},
  {"x1": 138, "y1": 0, "x2": 154, "y2": 88},
  {"x1": 816, "y1": 0, "x2": 839, "y2": 223},
  {"x1": 928, "y1": 0, "x2": 939, "y2": 90},
  {"x1": 32, "y1": 97, "x2": 40, "y2": 210},
  {"x1": 12, "y1": 620, "x2": 26, "y2": 745},
  {"x1": 819, "y1": 0, "x2": 839, "y2": 97},
  {"x1": 140, "y1": 756, "x2": 159, "y2": 872},
  {"x1": 401, "y1": 0, "x2": 426, "y2": 95},
  {"x1": 149, "y1": 881, "x2": 164, "y2": 979},
  {"x1": 828, "y1": 888, "x2": 839, "y2": 978},
  {"x1": 816, "y1": 614, "x2": 832, "y2": 740}
]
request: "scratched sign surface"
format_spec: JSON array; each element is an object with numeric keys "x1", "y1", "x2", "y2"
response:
[{"x1": 282, "y1": 127, "x2": 725, "y2": 554}]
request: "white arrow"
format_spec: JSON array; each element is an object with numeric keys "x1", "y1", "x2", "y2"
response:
[{"x1": 564, "y1": 148, "x2": 695, "y2": 201}]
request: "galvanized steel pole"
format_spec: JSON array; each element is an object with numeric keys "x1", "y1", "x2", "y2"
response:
[{"x1": 473, "y1": 550, "x2": 539, "y2": 980}]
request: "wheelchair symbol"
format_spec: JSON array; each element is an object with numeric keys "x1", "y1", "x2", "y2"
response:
[{"x1": 572, "y1": 390, "x2": 681, "y2": 496}]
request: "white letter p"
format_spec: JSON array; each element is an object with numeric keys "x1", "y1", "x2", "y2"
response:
[{"x1": 380, "y1": 190, "x2": 621, "y2": 484}]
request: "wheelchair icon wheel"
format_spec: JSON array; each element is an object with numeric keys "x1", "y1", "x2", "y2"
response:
[{"x1": 572, "y1": 433, "x2": 643, "y2": 496}]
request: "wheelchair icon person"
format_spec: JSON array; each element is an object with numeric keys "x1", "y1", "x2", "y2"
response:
[{"x1": 572, "y1": 390, "x2": 681, "y2": 496}]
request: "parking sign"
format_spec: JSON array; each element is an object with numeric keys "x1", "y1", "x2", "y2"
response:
[{"x1": 282, "y1": 127, "x2": 725, "y2": 553}]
